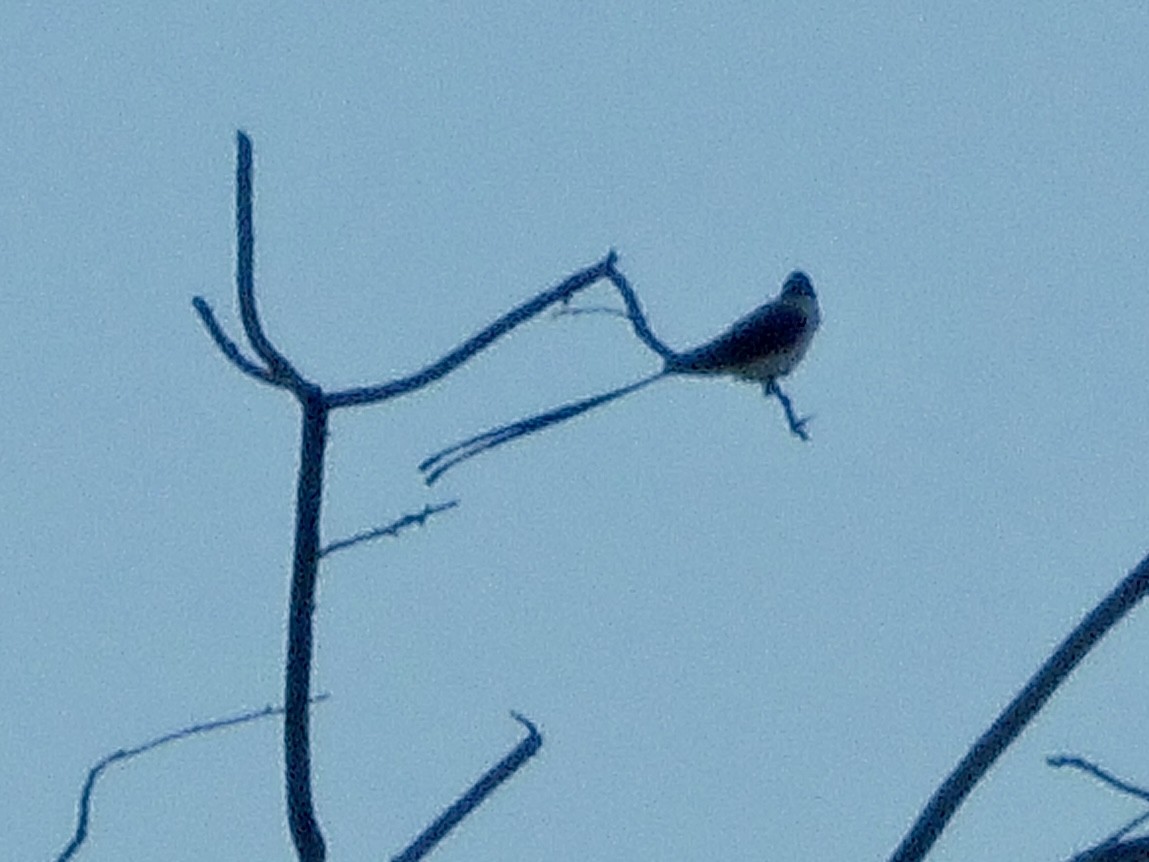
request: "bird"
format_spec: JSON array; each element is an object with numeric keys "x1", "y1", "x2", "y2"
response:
[{"x1": 420, "y1": 270, "x2": 820, "y2": 484}]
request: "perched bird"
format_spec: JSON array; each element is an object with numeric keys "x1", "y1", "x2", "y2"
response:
[{"x1": 420, "y1": 270, "x2": 820, "y2": 484}]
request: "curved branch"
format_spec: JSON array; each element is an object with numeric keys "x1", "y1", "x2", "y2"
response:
[
  {"x1": 890, "y1": 551, "x2": 1149, "y2": 862},
  {"x1": 192, "y1": 296, "x2": 280, "y2": 385},
  {"x1": 391, "y1": 713, "x2": 543, "y2": 862},
  {"x1": 1048, "y1": 756, "x2": 1149, "y2": 804},
  {"x1": 56, "y1": 695, "x2": 330, "y2": 862},
  {"x1": 326, "y1": 253, "x2": 618, "y2": 408},
  {"x1": 419, "y1": 373, "x2": 664, "y2": 485},
  {"x1": 234, "y1": 130, "x2": 303, "y2": 387},
  {"x1": 603, "y1": 258, "x2": 677, "y2": 361}
]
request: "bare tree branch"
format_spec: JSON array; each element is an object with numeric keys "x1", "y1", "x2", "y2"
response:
[
  {"x1": 392, "y1": 713, "x2": 543, "y2": 862},
  {"x1": 193, "y1": 132, "x2": 619, "y2": 861},
  {"x1": 284, "y1": 389, "x2": 329, "y2": 862},
  {"x1": 1048, "y1": 756, "x2": 1149, "y2": 804},
  {"x1": 419, "y1": 374, "x2": 662, "y2": 485},
  {"x1": 233, "y1": 130, "x2": 303, "y2": 386},
  {"x1": 55, "y1": 695, "x2": 330, "y2": 862},
  {"x1": 602, "y1": 258, "x2": 676, "y2": 361},
  {"x1": 325, "y1": 253, "x2": 619, "y2": 408},
  {"x1": 1048, "y1": 757, "x2": 1149, "y2": 859},
  {"x1": 192, "y1": 296, "x2": 280, "y2": 385},
  {"x1": 889, "y1": 551, "x2": 1149, "y2": 862},
  {"x1": 320, "y1": 500, "x2": 459, "y2": 558}
]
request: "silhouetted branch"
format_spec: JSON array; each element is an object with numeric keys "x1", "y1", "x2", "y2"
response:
[
  {"x1": 551, "y1": 304, "x2": 630, "y2": 320},
  {"x1": 195, "y1": 134, "x2": 328, "y2": 860},
  {"x1": 548, "y1": 261, "x2": 676, "y2": 356},
  {"x1": 1048, "y1": 756, "x2": 1149, "y2": 803},
  {"x1": 326, "y1": 253, "x2": 620, "y2": 408},
  {"x1": 234, "y1": 131, "x2": 301, "y2": 386},
  {"x1": 392, "y1": 713, "x2": 543, "y2": 862},
  {"x1": 55, "y1": 695, "x2": 330, "y2": 862},
  {"x1": 193, "y1": 132, "x2": 590, "y2": 861},
  {"x1": 285, "y1": 389, "x2": 328, "y2": 862},
  {"x1": 889, "y1": 551, "x2": 1149, "y2": 862},
  {"x1": 321, "y1": 500, "x2": 459, "y2": 557},
  {"x1": 1048, "y1": 757, "x2": 1149, "y2": 859},
  {"x1": 410, "y1": 261, "x2": 683, "y2": 486},
  {"x1": 420, "y1": 374, "x2": 663, "y2": 485},
  {"x1": 602, "y1": 259, "x2": 676, "y2": 361},
  {"x1": 192, "y1": 296, "x2": 280, "y2": 385}
]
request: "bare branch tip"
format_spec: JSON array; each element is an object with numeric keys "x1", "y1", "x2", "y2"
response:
[
  {"x1": 191, "y1": 297, "x2": 220, "y2": 332},
  {"x1": 509, "y1": 711, "x2": 539, "y2": 738}
]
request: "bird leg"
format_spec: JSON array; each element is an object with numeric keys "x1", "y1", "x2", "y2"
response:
[{"x1": 764, "y1": 380, "x2": 811, "y2": 441}]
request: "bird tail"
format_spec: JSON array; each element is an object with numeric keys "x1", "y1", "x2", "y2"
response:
[{"x1": 419, "y1": 371, "x2": 665, "y2": 485}]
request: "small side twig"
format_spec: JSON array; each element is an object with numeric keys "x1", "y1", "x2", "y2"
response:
[
  {"x1": 391, "y1": 713, "x2": 543, "y2": 862},
  {"x1": 192, "y1": 296, "x2": 279, "y2": 386},
  {"x1": 602, "y1": 259, "x2": 677, "y2": 361},
  {"x1": 320, "y1": 500, "x2": 459, "y2": 557},
  {"x1": 551, "y1": 304, "x2": 630, "y2": 321},
  {"x1": 194, "y1": 132, "x2": 599, "y2": 861},
  {"x1": 56, "y1": 695, "x2": 331, "y2": 862},
  {"x1": 1048, "y1": 756, "x2": 1149, "y2": 804},
  {"x1": 1049, "y1": 757, "x2": 1149, "y2": 857}
]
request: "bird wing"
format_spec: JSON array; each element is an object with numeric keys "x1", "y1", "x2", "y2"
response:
[{"x1": 670, "y1": 301, "x2": 807, "y2": 373}]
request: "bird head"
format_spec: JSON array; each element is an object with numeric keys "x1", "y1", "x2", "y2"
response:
[{"x1": 780, "y1": 270, "x2": 816, "y2": 301}]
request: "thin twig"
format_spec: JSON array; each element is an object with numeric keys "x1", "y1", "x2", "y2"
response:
[
  {"x1": 192, "y1": 296, "x2": 280, "y2": 385},
  {"x1": 889, "y1": 551, "x2": 1149, "y2": 862},
  {"x1": 321, "y1": 500, "x2": 459, "y2": 557},
  {"x1": 55, "y1": 695, "x2": 330, "y2": 862},
  {"x1": 603, "y1": 259, "x2": 677, "y2": 361},
  {"x1": 551, "y1": 304, "x2": 630, "y2": 320},
  {"x1": 1049, "y1": 757, "x2": 1149, "y2": 855},
  {"x1": 1048, "y1": 757, "x2": 1149, "y2": 804},
  {"x1": 391, "y1": 713, "x2": 543, "y2": 862},
  {"x1": 419, "y1": 374, "x2": 663, "y2": 485}
]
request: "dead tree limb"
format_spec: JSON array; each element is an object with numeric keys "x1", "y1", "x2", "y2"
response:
[
  {"x1": 194, "y1": 131, "x2": 651, "y2": 860},
  {"x1": 56, "y1": 696, "x2": 328, "y2": 862}
]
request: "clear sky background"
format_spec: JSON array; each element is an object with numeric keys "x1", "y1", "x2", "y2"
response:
[{"x1": 4, "y1": 4, "x2": 1148, "y2": 860}]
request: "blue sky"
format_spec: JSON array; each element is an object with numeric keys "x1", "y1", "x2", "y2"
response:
[{"x1": 4, "y1": 4, "x2": 1149, "y2": 860}]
